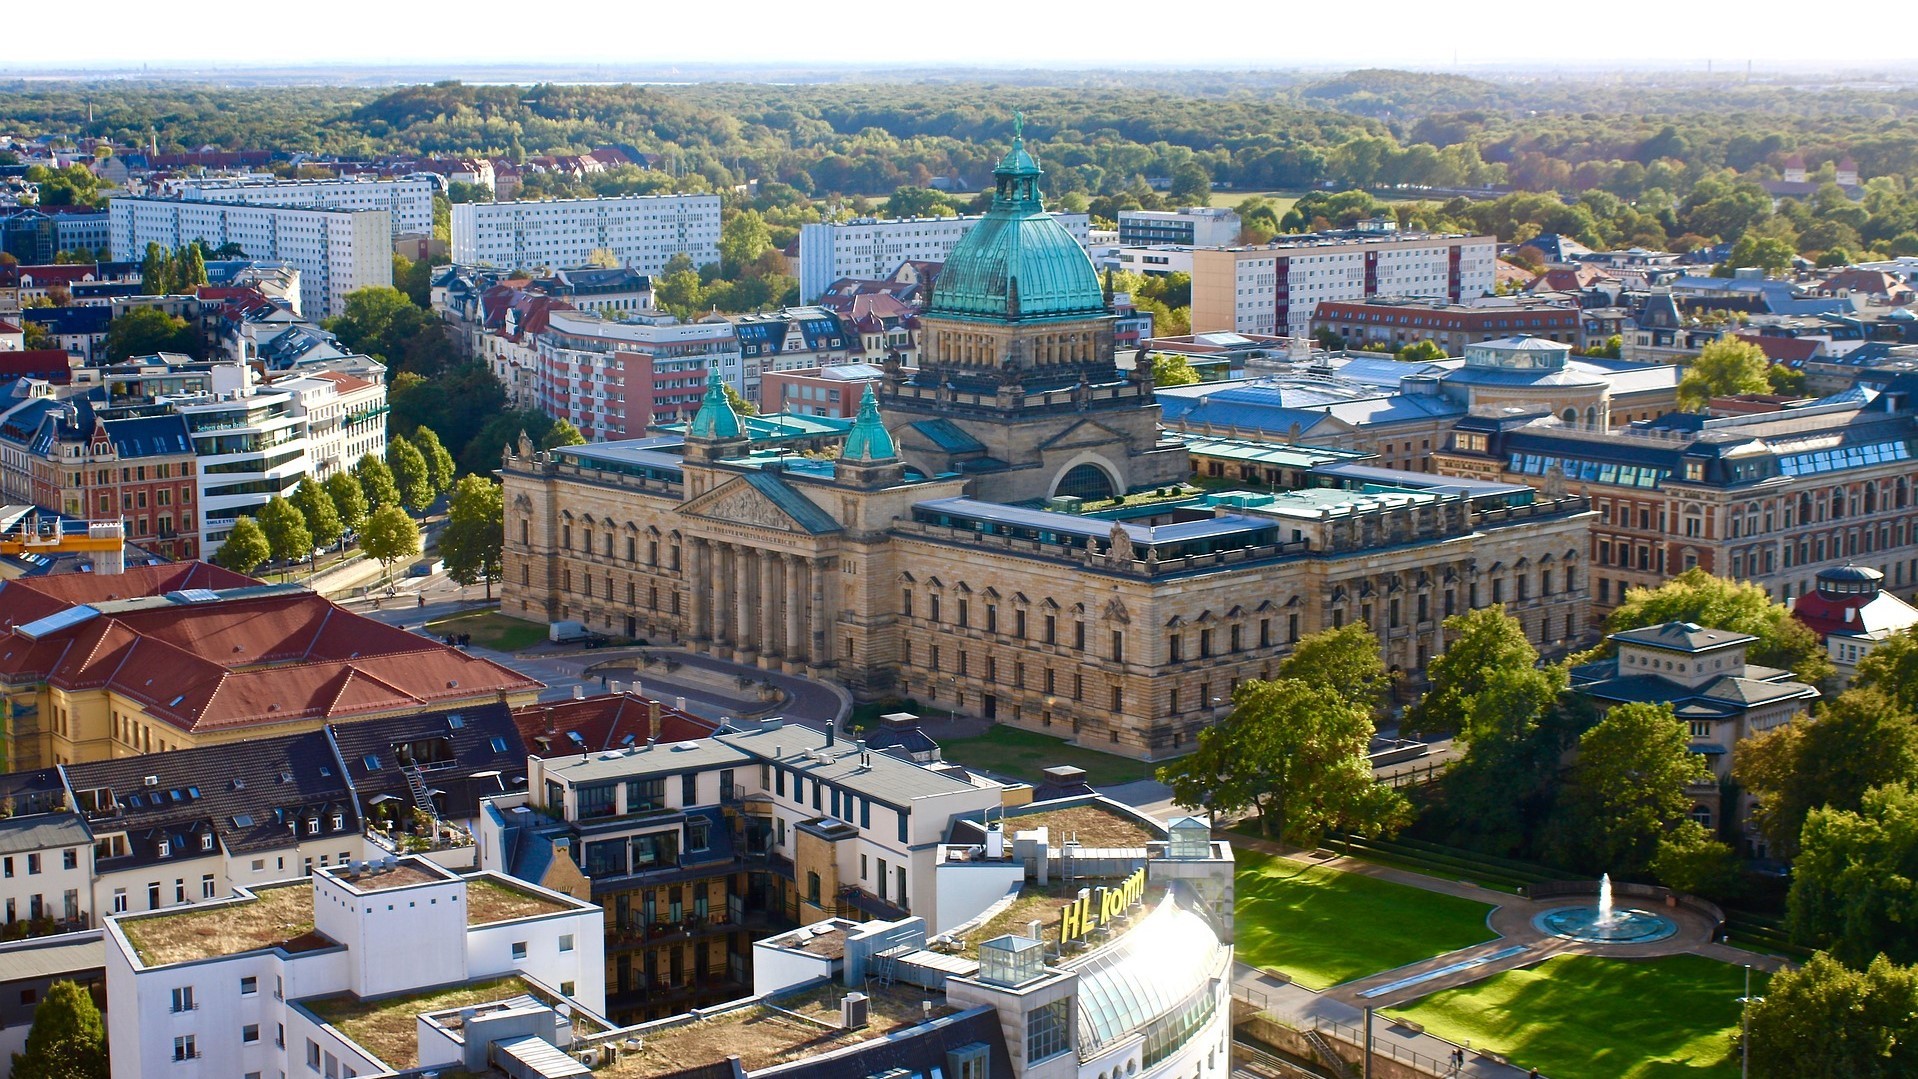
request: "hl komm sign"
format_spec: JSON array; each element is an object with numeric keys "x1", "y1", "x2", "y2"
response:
[{"x1": 1058, "y1": 867, "x2": 1146, "y2": 946}]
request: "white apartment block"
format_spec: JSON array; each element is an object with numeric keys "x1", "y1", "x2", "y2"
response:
[
  {"x1": 271, "y1": 367, "x2": 390, "y2": 480},
  {"x1": 109, "y1": 197, "x2": 392, "y2": 319},
  {"x1": 450, "y1": 194, "x2": 721, "y2": 276},
  {"x1": 1190, "y1": 228, "x2": 1498, "y2": 339},
  {"x1": 104, "y1": 858, "x2": 605, "y2": 1079},
  {"x1": 798, "y1": 211, "x2": 1094, "y2": 303},
  {"x1": 175, "y1": 177, "x2": 437, "y2": 241},
  {"x1": 1118, "y1": 207, "x2": 1241, "y2": 247}
]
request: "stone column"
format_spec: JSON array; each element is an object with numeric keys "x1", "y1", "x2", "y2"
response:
[
  {"x1": 785, "y1": 554, "x2": 806, "y2": 667},
  {"x1": 735, "y1": 548, "x2": 758, "y2": 660},
  {"x1": 712, "y1": 544, "x2": 732, "y2": 648},
  {"x1": 759, "y1": 552, "x2": 781, "y2": 662},
  {"x1": 688, "y1": 539, "x2": 711, "y2": 643},
  {"x1": 809, "y1": 556, "x2": 830, "y2": 669}
]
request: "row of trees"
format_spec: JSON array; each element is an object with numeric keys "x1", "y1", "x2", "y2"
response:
[{"x1": 211, "y1": 426, "x2": 459, "y2": 578}]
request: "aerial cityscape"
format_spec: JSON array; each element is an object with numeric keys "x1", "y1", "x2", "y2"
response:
[{"x1": 1, "y1": 33, "x2": 1917, "y2": 1079}]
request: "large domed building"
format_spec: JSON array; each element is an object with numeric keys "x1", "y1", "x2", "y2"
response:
[
  {"x1": 880, "y1": 122, "x2": 1189, "y2": 502},
  {"x1": 500, "y1": 122, "x2": 1594, "y2": 758}
]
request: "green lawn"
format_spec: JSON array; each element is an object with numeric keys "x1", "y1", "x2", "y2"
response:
[
  {"x1": 424, "y1": 610, "x2": 548, "y2": 652},
  {"x1": 1387, "y1": 954, "x2": 1761, "y2": 1079},
  {"x1": 1208, "y1": 191, "x2": 1299, "y2": 213},
  {"x1": 1235, "y1": 850, "x2": 1496, "y2": 990},
  {"x1": 937, "y1": 725, "x2": 1156, "y2": 788}
]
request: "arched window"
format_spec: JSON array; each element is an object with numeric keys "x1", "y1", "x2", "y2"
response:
[
  {"x1": 1055, "y1": 463, "x2": 1116, "y2": 502},
  {"x1": 1561, "y1": 407, "x2": 1578, "y2": 422}
]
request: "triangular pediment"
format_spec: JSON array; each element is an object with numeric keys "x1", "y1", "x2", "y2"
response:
[
  {"x1": 679, "y1": 474, "x2": 841, "y2": 534},
  {"x1": 1037, "y1": 418, "x2": 1131, "y2": 452}
]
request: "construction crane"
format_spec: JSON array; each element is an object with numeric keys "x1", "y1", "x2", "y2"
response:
[{"x1": 0, "y1": 509, "x2": 126, "y2": 575}]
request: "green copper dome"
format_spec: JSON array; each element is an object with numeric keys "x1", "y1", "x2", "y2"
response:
[
  {"x1": 688, "y1": 370, "x2": 742, "y2": 440},
  {"x1": 928, "y1": 117, "x2": 1106, "y2": 324},
  {"x1": 841, "y1": 384, "x2": 897, "y2": 462}
]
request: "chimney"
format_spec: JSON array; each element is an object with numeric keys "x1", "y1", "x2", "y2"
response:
[
  {"x1": 825, "y1": 726, "x2": 836, "y2": 749},
  {"x1": 647, "y1": 697, "x2": 661, "y2": 741},
  {"x1": 543, "y1": 707, "x2": 556, "y2": 736}
]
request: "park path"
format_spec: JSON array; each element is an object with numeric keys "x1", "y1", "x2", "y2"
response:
[{"x1": 1226, "y1": 832, "x2": 1788, "y2": 1076}]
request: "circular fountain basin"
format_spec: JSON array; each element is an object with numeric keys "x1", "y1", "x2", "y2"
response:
[{"x1": 1532, "y1": 905, "x2": 1678, "y2": 945}]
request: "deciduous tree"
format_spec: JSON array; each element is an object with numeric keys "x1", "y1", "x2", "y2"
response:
[
  {"x1": 1275, "y1": 622, "x2": 1390, "y2": 716},
  {"x1": 386, "y1": 437, "x2": 434, "y2": 513},
  {"x1": 291, "y1": 476, "x2": 343, "y2": 551},
  {"x1": 255, "y1": 495, "x2": 312, "y2": 573},
  {"x1": 1734, "y1": 687, "x2": 1918, "y2": 857},
  {"x1": 1743, "y1": 953, "x2": 1918, "y2": 1078},
  {"x1": 1677, "y1": 336, "x2": 1773, "y2": 410},
  {"x1": 1157, "y1": 677, "x2": 1407, "y2": 845},
  {"x1": 1151, "y1": 353, "x2": 1201, "y2": 387},
  {"x1": 354, "y1": 453, "x2": 401, "y2": 511},
  {"x1": 323, "y1": 470, "x2": 368, "y2": 539},
  {"x1": 412, "y1": 426, "x2": 458, "y2": 494},
  {"x1": 541, "y1": 419, "x2": 587, "y2": 449},
  {"x1": 442, "y1": 475, "x2": 504, "y2": 599},
  {"x1": 1547, "y1": 701, "x2": 1710, "y2": 876},
  {"x1": 360, "y1": 505, "x2": 420, "y2": 584},
  {"x1": 1789, "y1": 782, "x2": 1918, "y2": 965},
  {"x1": 105, "y1": 306, "x2": 197, "y2": 361},
  {"x1": 212, "y1": 516, "x2": 270, "y2": 576}
]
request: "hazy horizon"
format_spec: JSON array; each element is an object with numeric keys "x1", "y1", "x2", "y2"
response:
[{"x1": 15, "y1": 0, "x2": 1918, "y2": 77}]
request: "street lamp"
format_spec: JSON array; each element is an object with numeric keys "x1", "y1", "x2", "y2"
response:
[{"x1": 1737, "y1": 963, "x2": 1764, "y2": 1079}]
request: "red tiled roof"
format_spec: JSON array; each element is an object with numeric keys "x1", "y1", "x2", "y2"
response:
[
  {"x1": 1734, "y1": 334, "x2": 1821, "y2": 364},
  {"x1": 0, "y1": 566, "x2": 542, "y2": 733},
  {"x1": 0, "y1": 351, "x2": 76, "y2": 384},
  {"x1": 0, "y1": 321, "x2": 20, "y2": 335},
  {"x1": 513, "y1": 693, "x2": 717, "y2": 757},
  {"x1": 310, "y1": 370, "x2": 376, "y2": 393}
]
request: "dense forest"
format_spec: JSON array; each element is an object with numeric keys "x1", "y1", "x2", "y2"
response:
[{"x1": 7, "y1": 71, "x2": 1918, "y2": 260}]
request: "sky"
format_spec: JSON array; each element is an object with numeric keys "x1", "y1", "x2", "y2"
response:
[{"x1": 38, "y1": 0, "x2": 1918, "y2": 70}]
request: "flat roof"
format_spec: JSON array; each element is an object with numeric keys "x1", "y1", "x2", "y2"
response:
[
  {"x1": 913, "y1": 497, "x2": 1270, "y2": 545},
  {"x1": 601, "y1": 981, "x2": 954, "y2": 1078},
  {"x1": 0, "y1": 932, "x2": 104, "y2": 984},
  {"x1": 117, "y1": 882, "x2": 328, "y2": 966}
]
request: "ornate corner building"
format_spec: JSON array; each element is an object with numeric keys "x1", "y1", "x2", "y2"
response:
[{"x1": 501, "y1": 129, "x2": 1596, "y2": 759}]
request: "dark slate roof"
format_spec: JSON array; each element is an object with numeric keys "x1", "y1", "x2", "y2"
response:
[
  {"x1": 329, "y1": 701, "x2": 529, "y2": 821},
  {"x1": 738, "y1": 471, "x2": 843, "y2": 534},
  {"x1": 65, "y1": 728, "x2": 360, "y2": 868},
  {"x1": 1610, "y1": 621, "x2": 1757, "y2": 653},
  {"x1": 0, "y1": 813, "x2": 91, "y2": 855},
  {"x1": 18, "y1": 306, "x2": 108, "y2": 335},
  {"x1": 909, "y1": 419, "x2": 986, "y2": 455}
]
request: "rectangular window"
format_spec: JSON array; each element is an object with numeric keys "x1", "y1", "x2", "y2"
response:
[
  {"x1": 623, "y1": 778, "x2": 666, "y2": 814},
  {"x1": 243, "y1": 1023, "x2": 260, "y2": 1044},
  {"x1": 172, "y1": 1035, "x2": 197, "y2": 1061},
  {"x1": 170, "y1": 986, "x2": 194, "y2": 1012},
  {"x1": 240, "y1": 976, "x2": 258, "y2": 996},
  {"x1": 559, "y1": 933, "x2": 575, "y2": 953},
  {"x1": 1026, "y1": 999, "x2": 1071, "y2": 1062},
  {"x1": 511, "y1": 941, "x2": 528, "y2": 960}
]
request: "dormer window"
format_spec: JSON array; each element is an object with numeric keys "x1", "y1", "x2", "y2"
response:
[
  {"x1": 200, "y1": 834, "x2": 214, "y2": 852},
  {"x1": 331, "y1": 814, "x2": 344, "y2": 831},
  {"x1": 158, "y1": 841, "x2": 170, "y2": 858},
  {"x1": 306, "y1": 818, "x2": 319, "y2": 835}
]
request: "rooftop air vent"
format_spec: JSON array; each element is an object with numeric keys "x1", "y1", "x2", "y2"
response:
[{"x1": 142, "y1": 775, "x2": 159, "y2": 787}]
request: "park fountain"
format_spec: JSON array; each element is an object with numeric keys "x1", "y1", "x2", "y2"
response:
[{"x1": 1532, "y1": 873, "x2": 1677, "y2": 945}]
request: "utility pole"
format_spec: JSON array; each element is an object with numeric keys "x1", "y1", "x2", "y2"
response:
[{"x1": 1363, "y1": 1006, "x2": 1374, "y2": 1079}]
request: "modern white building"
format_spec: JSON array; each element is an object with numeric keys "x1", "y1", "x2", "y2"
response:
[
  {"x1": 108, "y1": 197, "x2": 391, "y2": 318},
  {"x1": 174, "y1": 177, "x2": 437, "y2": 242},
  {"x1": 1189, "y1": 225, "x2": 1499, "y2": 339},
  {"x1": 103, "y1": 857, "x2": 606, "y2": 1079},
  {"x1": 270, "y1": 367, "x2": 390, "y2": 481},
  {"x1": 798, "y1": 211, "x2": 1093, "y2": 303},
  {"x1": 450, "y1": 194, "x2": 721, "y2": 276},
  {"x1": 1117, "y1": 207, "x2": 1241, "y2": 248}
]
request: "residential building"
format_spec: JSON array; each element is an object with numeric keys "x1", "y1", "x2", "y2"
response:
[
  {"x1": 1117, "y1": 207, "x2": 1241, "y2": 247},
  {"x1": 761, "y1": 363, "x2": 887, "y2": 418},
  {"x1": 530, "y1": 266, "x2": 654, "y2": 316},
  {"x1": 14, "y1": 305, "x2": 109, "y2": 362},
  {"x1": 0, "y1": 933, "x2": 104, "y2": 1069},
  {"x1": 482, "y1": 716, "x2": 1001, "y2": 1023},
  {"x1": 0, "y1": 391, "x2": 202, "y2": 560},
  {"x1": 0, "y1": 320, "x2": 20, "y2": 351},
  {"x1": 1312, "y1": 296, "x2": 1586, "y2": 353},
  {"x1": 103, "y1": 857, "x2": 604, "y2": 1079},
  {"x1": 174, "y1": 176, "x2": 437, "y2": 241},
  {"x1": 500, "y1": 127, "x2": 1594, "y2": 758},
  {"x1": 450, "y1": 194, "x2": 721, "y2": 276},
  {"x1": 1571, "y1": 622, "x2": 1817, "y2": 854},
  {"x1": 0, "y1": 564, "x2": 542, "y2": 769},
  {"x1": 1188, "y1": 226, "x2": 1498, "y2": 338},
  {"x1": 1104, "y1": 245, "x2": 1197, "y2": 278},
  {"x1": 266, "y1": 367, "x2": 389, "y2": 480},
  {"x1": 0, "y1": 815, "x2": 94, "y2": 933},
  {"x1": 798, "y1": 211, "x2": 1092, "y2": 304},
  {"x1": 109, "y1": 196, "x2": 391, "y2": 318},
  {"x1": 1433, "y1": 380, "x2": 1918, "y2": 616},
  {"x1": 730, "y1": 307, "x2": 859, "y2": 401},
  {"x1": 1791, "y1": 563, "x2": 1918, "y2": 684},
  {"x1": 534, "y1": 309, "x2": 742, "y2": 441},
  {"x1": 0, "y1": 262, "x2": 141, "y2": 316}
]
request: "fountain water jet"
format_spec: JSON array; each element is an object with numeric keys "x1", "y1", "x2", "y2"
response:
[{"x1": 1532, "y1": 874, "x2": 1676, "y2": 945}]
